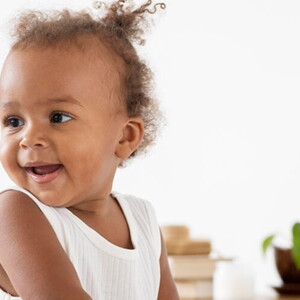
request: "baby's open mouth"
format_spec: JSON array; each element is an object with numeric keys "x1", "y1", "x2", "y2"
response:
[
  {"x1": 24, "y1": 164, "x2": 63, "y2": 184},
  {"x1": 25, "y1": 164, "x2": 63, "y2": 175}
]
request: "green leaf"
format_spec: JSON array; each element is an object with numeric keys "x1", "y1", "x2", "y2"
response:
[
  {"x1": 292, "y1": 223, "x2": 300, "y2": 270},
  {"x1": 262, "y1": 234, "x2": 275, "y2": 255}
]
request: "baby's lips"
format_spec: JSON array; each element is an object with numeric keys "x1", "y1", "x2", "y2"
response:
[
  {"x1": 32, "y1": 164, "x2": 62, "y2": 175},
  {"x1": 24, "y1": 164, "x2": 64, "y2": 184},
  {"x1": 23, "y1": 163, "x2": 63, "y2": 175}
]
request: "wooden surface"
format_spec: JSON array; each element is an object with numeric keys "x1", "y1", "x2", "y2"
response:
[
  {"x1": 253, "y1": 297, "x2": 300, "y2": 300},
  {"x1": 181, "y1": 296, "x2": 300, "y2": 300},
  {"x1": 180, "y1": 296, "x2": 300, "y2": 300}
]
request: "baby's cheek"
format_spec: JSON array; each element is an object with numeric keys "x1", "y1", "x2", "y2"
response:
[
  {"x1": 0, "y1": 140, "x2": 20, "y2": 176},
  {"x1": 0, "y1": 141, "x2": 13, "y2": 166},
  {"x1": 1, "y1": 153, "x2": 23, "y2": 186}
]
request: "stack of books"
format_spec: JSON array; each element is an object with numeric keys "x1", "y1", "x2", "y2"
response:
[{"x1": 162, "y1": 225, "x2": 228, "y2": 300}]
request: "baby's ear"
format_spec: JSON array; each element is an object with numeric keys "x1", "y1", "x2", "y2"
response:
[{"x1": 115, "y1": 117, "x2": 144, "y2": 159}]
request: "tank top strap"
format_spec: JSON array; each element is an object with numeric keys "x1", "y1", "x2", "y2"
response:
[{"x1": 114, "y1": 192, "x2": 161, "y2": 259}]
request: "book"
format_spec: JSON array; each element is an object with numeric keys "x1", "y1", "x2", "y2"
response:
[
  {"x1": 175, "y1": 279, "x2": 213, "y2": 299},
  {"x1": 161, "y1": 225, "x2": 211, "y2": 255},
  {"x1": 168, "y1": 255, "x2": 218, "y2": 280},
  {"x1": 165, "y1": 239, "x2": 211, "y2": 255},
  {"x1": 161, "y1": 225, "x2": 190, "y2": 240}
]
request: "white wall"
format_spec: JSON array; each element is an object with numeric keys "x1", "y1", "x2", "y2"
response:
[{"x1": 0, "y1": 0, "x2": 300, "y2": 293}]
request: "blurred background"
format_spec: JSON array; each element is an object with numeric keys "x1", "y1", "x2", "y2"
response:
[{"x1": 0, "y1": 0, "x2": 300, "y2": 293}]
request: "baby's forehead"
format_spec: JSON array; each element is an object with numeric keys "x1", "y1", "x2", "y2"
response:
[
  {"x1": 17, "y1": 36, "x2": 123, "y2": 84},
  {"x1": 1, "y1": 36, "x2": 127, "y2": 113},
  {"x1": 10, "y1": 34, "x2": 125, "y2": 78}
]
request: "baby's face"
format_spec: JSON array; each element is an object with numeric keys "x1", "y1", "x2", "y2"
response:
[{"x1": 0, "y1": 41, "x2": 129, "y2": 207}]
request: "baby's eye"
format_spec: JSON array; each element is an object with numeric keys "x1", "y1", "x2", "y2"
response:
[
  {"x1": 4, "y1": 117, "x2": 24, "y2": 128},
  {"x1": 50, "y1": 112, "x2": 73, "y2": 123}
]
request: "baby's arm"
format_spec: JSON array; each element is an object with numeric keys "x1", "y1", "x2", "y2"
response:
[
  {"x1": 157, "y1": 230, "x2": 180, "y2": 300},
  {"x1": 0, "y1": 190, "x2": 92, "y2": 300}
]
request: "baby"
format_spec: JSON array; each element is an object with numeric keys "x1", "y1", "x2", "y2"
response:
[{"x1": 0, "y1": 1, "x2": 179, "y2": 299}]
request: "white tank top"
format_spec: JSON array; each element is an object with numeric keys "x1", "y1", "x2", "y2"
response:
[{"x1": 0, "y1": 186, "x2": 161, "y2": 300}]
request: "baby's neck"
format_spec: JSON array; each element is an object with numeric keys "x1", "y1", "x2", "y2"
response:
[
  {"x1": 67, "y1": 194, "x2": 115, "y2": 217},
  {"x1": 67, "y1": 194, "x2": 134, "y2": 250}
]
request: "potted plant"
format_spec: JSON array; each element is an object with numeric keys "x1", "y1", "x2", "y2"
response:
[{"x1": 262, "y1": 222, "x2": 300, "y2": 284}]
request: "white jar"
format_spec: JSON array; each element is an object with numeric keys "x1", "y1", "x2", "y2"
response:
[{"x1": 213, "y1": 261, "x2": 254, "y2": 300}]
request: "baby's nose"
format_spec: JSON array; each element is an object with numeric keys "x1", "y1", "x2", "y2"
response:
[{"x1": 19, "y1": 125, "x2": 49, "y2": 149}]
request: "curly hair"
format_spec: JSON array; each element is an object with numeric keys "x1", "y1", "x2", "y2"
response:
[{"x1": 9, "y1": 0, "x2": 165, "y2": 165}]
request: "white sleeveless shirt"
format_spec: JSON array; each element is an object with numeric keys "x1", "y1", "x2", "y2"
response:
[{"x1": 0, "y1": 186, "x2": 161, "y2": 300}]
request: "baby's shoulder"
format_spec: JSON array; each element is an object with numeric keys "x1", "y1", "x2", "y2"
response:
[
  {"x1": 0, "y1": 189, "x2": 55, "y2": 243},
  {"x1": 0, "y1": 186, "x2": 59, "y2": 218},
  {"x1": 0, "y1": 189, "x2": 40, "y2": 218},
  {"x1": 0, "y1": 188, "x2": 61, "y2": 256},
  {"x1": 0, "y1": 190, "x2": 90, "y2": 299}
]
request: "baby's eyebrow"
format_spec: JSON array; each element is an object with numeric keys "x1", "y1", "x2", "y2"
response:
[
  {"x1": 47, "y1": 96, "x2": 84, "y2": 108},
  {"x1": 0, "y1": 96, "x2": 84, "y2": 110},
  {"x1": 0, "y1": 101, "x2": 20, "y2": 110}
]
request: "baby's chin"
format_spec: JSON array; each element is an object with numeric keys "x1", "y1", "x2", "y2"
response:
[
  {"x1": 14, "y1": 184, "x2": 72, "y2": 207},
  {"x1": 37, "y1": 191, "x2": 74, "y2": 207}
]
